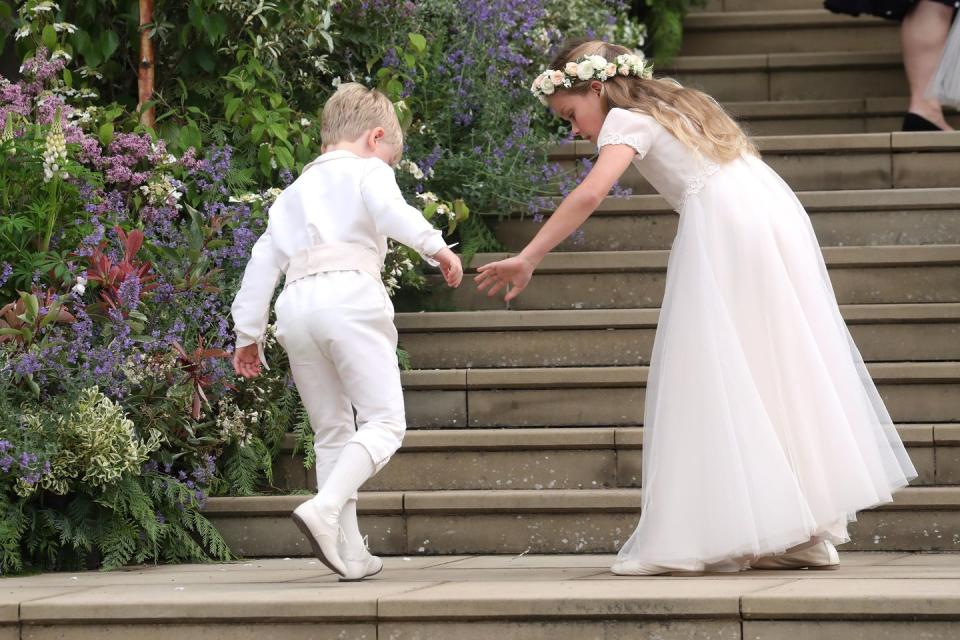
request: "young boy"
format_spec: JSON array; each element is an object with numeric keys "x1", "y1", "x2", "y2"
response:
[{"x1": 230, "y1": 83, "x2": 462, "y2": 581}]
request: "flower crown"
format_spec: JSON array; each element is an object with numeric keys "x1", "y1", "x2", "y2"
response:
[{"x1": 530, "y1": 53, "x2": 654, "y2": 105}]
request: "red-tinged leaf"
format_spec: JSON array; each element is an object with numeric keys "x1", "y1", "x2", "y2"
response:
[
  {"x1": 125, "y1": 229, "x2": 145, "y2": 259},
  {"x1": 192, "y1": 393, "x2": 202, "y2": 420},
  {"x1": 170, "y1": 341, "x2": 189, "y2": 359},
  {"x1": 199, "y1": 349, "x2": 230, "y2": 359}
]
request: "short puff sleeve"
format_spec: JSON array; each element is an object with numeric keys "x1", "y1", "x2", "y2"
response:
[{"x1": 596, "y1": 108, "x2": 654, "y2": 159}]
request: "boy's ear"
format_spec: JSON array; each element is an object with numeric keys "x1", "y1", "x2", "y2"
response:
[{"x1": 366, "y1": 127, "x2": 386, "y2": 150}]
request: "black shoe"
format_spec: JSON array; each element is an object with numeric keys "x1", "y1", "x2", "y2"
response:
[{"x1": 902, "y1": 112, "x2": 945, "y2": 132}]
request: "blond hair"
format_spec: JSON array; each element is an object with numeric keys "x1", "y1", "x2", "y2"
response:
[
  {"x1": 320, "y1": 83, "x2": 404, "y2": 164},
  {"x1": 550, "y1": 41, "x2": 758, "y2": 164}
]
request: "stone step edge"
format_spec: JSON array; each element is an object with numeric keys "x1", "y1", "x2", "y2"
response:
[
  {"x1": 398, "y1": 362, "x2": 960, "y2": 390},
  {"x1": 662, "y1": 50, "x2": 901, "y2": 73},
  {"x1": 517, "y1": 188, "x2": 960, "y2": 216},
  {"x1": 685, "y1": 9, "x2": 894, "y2": 30},
  {"x1": 203, "y1": 486, "x2": 960, "y2": 516},
  {"x1": 551, "y1": 130, "x2": 960, "y2": 159},
  {"x1": 396, "y1": 303, "x2": 960, "y2": 332},
  {"x1": 726, "y1": 97, "x2": 958, "y2": 120},
  {"x1": 461, "y1": 245, "x2": 960, "y2": 273},
  {"x1": 279, "y1": 424, "x2": 958, "y2": 452}
]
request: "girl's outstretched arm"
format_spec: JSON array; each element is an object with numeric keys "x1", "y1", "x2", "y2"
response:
[{"x1": 475, "y1": 143, "x2": 636, "y2": 301}]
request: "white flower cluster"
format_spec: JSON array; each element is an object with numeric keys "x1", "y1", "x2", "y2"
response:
[
  {"x1": 31, "y1": 1, "x2": 59, "y2": 13},
  {"x1": 399, "y1": 159, "x2": 434, "y2": 181},
  {"x1": 382, "y1": 244, "x2": 415, "y2": 295},
  {"x1": 42, "y1": 113, "x2": 68, "y2": 182},
  {"x1": 1, "y1": 116, "x2": 14, "y2": 157},
  {"x1": 228, "y1": 187, "x2": 283, "y2": 206},
  {"x1": 216, "y1": 398, "x2": 258, "y2": 447},
  {"x1": 71, "y1": 274, "x2": 87, "y2": 296},
  {"x1": 139, "y1": 175, "x2": 184, "y2": 209},
  {"x1": 530, "y1": 52, "x2": 654, "y2": 105}
]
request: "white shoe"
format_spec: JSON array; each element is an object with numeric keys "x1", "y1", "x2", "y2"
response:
[
  {"x1": 611, "y1": 560, "x2": 703, "y2": 576},
  {"x1": 292, "y1": 499, "x2": 347, "y2": 576},
  {"x1": 338, "y1": 536, "x2": 384, "y2": 582},
  {"x1": 339, "y1": 552, "x2": 383, "y2": 582},
  {"x1": 750, "y1": 540, "x2": 840, "y2": 570}
]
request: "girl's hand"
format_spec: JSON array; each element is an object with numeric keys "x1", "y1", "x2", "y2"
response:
[
  {"x1": 233, "y1": 343, "x2": 262, "y2": 379},
  {"x1": 474, "y1": 255, "x2": 535, "y2": 302}
]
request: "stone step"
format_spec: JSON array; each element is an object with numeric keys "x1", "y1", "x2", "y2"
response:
[
  {"x1": 394, "y1": 362, "x2": 960, "y2": 428},
  {"x1": 273, "y1": 424, "x2": 960, "y2": 492},
  {"x1": 11, "y1": 554, "x2": 960, "y2": 640},
  {"x1": 551, "y1": 131, "x2": 960, "y2": 193},
  {"x1": 426, "y1": 246, "x2": 960, "y2": 312},
  {"x1": 728, "y1": 98, "x2": 960, "y2": 136},
  {"x1": 395, "y1": 304, "x2": 960, "y2": 368},
  {"x1": 495, "y1": 188, "x2": 960, "y2": 252},
  {"x1": 681, "y1": 11, "x2": 898, "y2": 56},
  {"x1": 203, "y1": 486, "x2": 960, "y2": 556},
  {"x1": 664, "y1": 51, "x2": 904, "y2": 102},
  {"x1": 693, "y1": 0, "x2": 827, "y2": 11}
]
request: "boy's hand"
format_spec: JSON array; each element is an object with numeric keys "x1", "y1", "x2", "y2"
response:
[
  {"x1": 432, "y1": 247, "x2": 463, "y2": 288},
  {"x1": 233, "y1": 343, "x2": 262, "y2": 379}
]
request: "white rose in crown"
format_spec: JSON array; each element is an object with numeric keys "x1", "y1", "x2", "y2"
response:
[
  {"x1": 540, "y1": 76, "x2": 556, "y2": 95},
  {"x1": 587, "y1": 55, "x2": 607, "y2": 69},
  {"x1": 576, "y1": 59, "x2": 595, "y2": 80},
  {"x1": 564, "y1": 62, "x2": 578, "y2": 76}
]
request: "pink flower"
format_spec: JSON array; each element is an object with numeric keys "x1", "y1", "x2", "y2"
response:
[
  {"x1": 550, "y1": 70, "x2": 564, "y2": 85},
  {"x1": 564, "y1": 62, "x2": 578, "y2": 76},
  {"x1": 618, "y1": 64, "x2": 631, "y2": 76},
  {"x1": 605, "y1": 63, "x2": 617, "y2": 77}
]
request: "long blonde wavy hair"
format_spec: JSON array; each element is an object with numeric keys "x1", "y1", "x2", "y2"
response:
[{"x1": 550, "y1": 41, "x2": 758, "y2": 163}]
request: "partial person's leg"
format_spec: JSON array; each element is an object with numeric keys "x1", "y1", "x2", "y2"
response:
[
  {"x1": 902, "y1": 0, "x2": 956, "y2": 130},
  {"x1": 315, "y1": 299, "x2": 406, "y2": 510}
]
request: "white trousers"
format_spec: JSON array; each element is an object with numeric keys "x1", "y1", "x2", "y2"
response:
[{"x1": 274, "y1": 271, "x2": 406, "y2": 493}]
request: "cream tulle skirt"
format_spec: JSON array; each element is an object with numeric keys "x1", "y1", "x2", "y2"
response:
[{"x1": 614, "y1": 155, "x2": 917, "y2": 572}]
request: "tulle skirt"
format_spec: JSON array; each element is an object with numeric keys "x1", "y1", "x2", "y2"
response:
[{"x1": 614, "y1": 155, "x2": 917, "y2": 572}]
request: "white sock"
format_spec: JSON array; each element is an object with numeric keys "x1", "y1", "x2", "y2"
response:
[
  {"x1": 339, "y1": 498, "x2": 368, "y2": 557},
  {"x1": 312, "y1": 443, "x2": 375, "y2": 518}
]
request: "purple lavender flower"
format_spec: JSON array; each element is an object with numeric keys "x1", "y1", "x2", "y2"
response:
[
  {"x1": 116, "y1": 274, "x2": 142, "y2": 311},
  {"x1": 0, "y1": 263, "x2": 12, "y2": 289}
]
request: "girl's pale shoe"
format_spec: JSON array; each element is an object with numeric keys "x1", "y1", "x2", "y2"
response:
[
  {"x1": 750, "y1": 540, "x2": 840, "y2": 570},
  {"x1": 291, "y1": 499, "x2": 347, "y2": 577},
  {"x1": 612, "y1": 557, "x2": 746, "y2": 576},
  {"x1": 611, "y1": 562, "x2": 704, "y2": 576}
]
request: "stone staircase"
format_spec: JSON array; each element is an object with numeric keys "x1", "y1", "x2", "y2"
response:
[
  {"x1": 204, "y1": 0, "x2": 960, "y2": 563},
  {"x1": 17, "y1": 2, "x2": 960, "y2": 639}
]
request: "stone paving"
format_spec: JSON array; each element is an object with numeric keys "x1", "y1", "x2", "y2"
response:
[{"x1": 4, "y1": 553, "x2": 960, "y2": 639}]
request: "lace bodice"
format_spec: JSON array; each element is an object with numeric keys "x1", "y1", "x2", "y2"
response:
[{"x1": 596, "y1": 108, "x2": 723, "y2": 213}]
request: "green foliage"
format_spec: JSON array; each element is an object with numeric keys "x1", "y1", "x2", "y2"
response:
[
  {"x1": 640, "y1": 0, "x2": 708, "y2": 63},
  {"x1": 22, "y1": 388, "x2": 163, "y2": 496},
  {"x1": 0, "y1": 383, "x2": 231, "y2": 574}
]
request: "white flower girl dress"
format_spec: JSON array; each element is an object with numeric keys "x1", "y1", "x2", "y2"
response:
[{"x1": 596, "y1": 107, "x2": 918, "y2": 574}]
